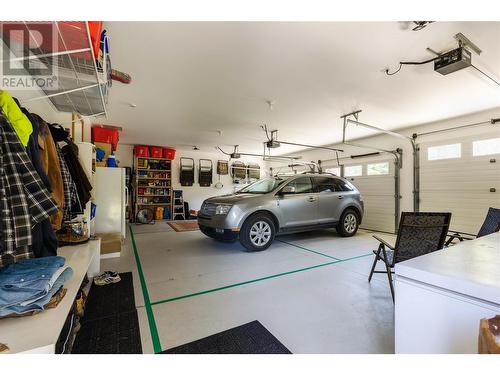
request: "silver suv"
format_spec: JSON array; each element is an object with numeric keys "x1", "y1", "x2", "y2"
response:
[{"x1": 198, "y1": 173, "x2": 364, "y2": 251}]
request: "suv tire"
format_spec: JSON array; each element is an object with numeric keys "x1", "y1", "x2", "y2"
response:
[
  {"x1": 336, "y1": 208, "x2": 359, "y2": 237},
  {"x1": 239, "y1": 213, "x2": 276, "y2": 251}
]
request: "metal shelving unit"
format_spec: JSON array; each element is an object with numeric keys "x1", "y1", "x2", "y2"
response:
[{"x1": 0, "y1": 21, "x2": 110, "y2": 118}]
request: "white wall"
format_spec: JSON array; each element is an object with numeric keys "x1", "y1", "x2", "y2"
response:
[
  {"x1": 268, "y1": 107, "x2": 500, "y2": 213},
  {"x1": 115, "y1": 144, "x2": 134, "y2": 168},
  {"x1": 171, "y1": 149, "x2": 269, "y2": 210}
]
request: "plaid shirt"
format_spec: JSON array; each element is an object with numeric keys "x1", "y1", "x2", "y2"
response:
[
  {"x1": 0, "y1": 112, "x2": 58, "y2": 265},
  {"x1": 56, "y1": 143, "x2": 79, "y2": 222}
]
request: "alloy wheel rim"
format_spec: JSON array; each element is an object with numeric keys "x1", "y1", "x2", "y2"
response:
[
  {"x1": 250, "y1": 221, "x2": 272, "y2": 247},
  {"x1": 344, "y1": 213, "x2": 357, "y2": 233}
]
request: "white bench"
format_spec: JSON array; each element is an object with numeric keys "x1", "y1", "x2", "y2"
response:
[{"x1": 0, "y1": 239, "x2": 101, "y2": 354}]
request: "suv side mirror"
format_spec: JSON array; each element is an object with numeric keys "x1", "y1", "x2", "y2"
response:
[{"x1": 280, "y1": 185, "x2": 296, "y2": 194}]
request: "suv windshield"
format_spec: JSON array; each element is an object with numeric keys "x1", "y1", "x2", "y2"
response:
[{"x1": 237, "y1": 177, "x2": 287, "y2": 194}]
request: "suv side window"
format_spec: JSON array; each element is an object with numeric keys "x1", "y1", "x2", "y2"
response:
[
  {"x1": 313, "y1": 176, "x2": 353, "y2": 192},
  {"x1": 313, "y1": 177, "x2": 336, "y2": 193},
  {"x1": 285, "y1": 177, "x2": 314, "y2": 194},
  {"x1": 333, "y1": 178, "x2": 354, "y2": 192}
]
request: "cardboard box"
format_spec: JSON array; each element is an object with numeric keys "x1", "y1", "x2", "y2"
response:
[
  {"x1": 94, "y1": 141, "x2": 113, "y2": 160},
  {"x1": 97, "y1": 232, "x2": 122, "y2": 256}
]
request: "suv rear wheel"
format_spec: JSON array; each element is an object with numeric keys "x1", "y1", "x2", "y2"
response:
[
  {"x1": 336, "y1": 209, "x2": 359, "y2": 237},
  {"x1": 239, "y1": 213, "x2": 276, "y2": 251}
]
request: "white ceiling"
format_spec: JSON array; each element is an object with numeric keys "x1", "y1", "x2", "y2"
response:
[{"x1": 103, "y1": 21, "x2": 500, "y2": 155}]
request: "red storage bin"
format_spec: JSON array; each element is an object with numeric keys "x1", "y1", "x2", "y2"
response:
[
  {"x1": 87, "y1": 21, "x2": 103, "y2": 58},
  {"x1": 92, "y1": 127, "x2": 119, "y2": 150},
  {"x1": 163, "y1": 148, "x2": 176, "y2": 160},
  {"x1": 150, "y1": 146, "x2": 163, "y2": 158},
  {"x1": 134, "y1": 145, "x2": 149, "y2": 157}
]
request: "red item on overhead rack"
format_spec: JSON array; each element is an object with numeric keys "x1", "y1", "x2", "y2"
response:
[
  {"x1": 0, "y1": 21, "x2": 103, "y2": 60},
  {"x1": 87, "y1": 21, "x2": 103, "y2": 59},
  {"x1": 111, "y1": 69, "x2": 132, "y2": 84},
  {"x1": 163, "y1": 148, "x2": 176, "y2": 160}
]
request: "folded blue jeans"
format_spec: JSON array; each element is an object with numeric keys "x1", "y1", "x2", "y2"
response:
[
  {"x1": 0, "y1": 256, "x2": 70, "y2": 314},
  {"x1": 0, "y1": 266, "x2": 73, "y2": 316}
]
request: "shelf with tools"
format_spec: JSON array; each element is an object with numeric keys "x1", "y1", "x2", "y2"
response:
[{"x1": 133, "y1": 156, "x2": 172, "y2": 221}]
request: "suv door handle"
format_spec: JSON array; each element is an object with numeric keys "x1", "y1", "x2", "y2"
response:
[
  {"x1": 337, "y1": 195, "x2": 344, "y2": 199},
  {"x1": 308, "y1": 196, "x2": 316, "y2": 202}
]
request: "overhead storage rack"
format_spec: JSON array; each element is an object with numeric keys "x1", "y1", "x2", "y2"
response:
[{"x1": 0, "y1": 21, "x2": 110, "y2": 118}]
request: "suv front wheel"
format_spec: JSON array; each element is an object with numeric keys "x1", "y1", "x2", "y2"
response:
[
  {"x1": 336, "y1": 209, "x2": 359, "y2": 237},
  {"x1": 239, "y1": 213, "x2": 276, "y2": 251}
]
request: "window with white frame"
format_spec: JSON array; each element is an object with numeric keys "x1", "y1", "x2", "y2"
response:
[
  {"x1": 472, "y1": 138, "x2": 500, "y2": 156},
  {"x1": 324, "y1": 167, "x2": 341, "y2": 176},
  {"x1": 367, "y1": 162, "x2": 389, "y2": 175},
  {"x1": 427, "y1": 143, "x2": 461, "y2": 161},
  {"x1": 344, "y1": 165, "x2": 362, "y2": 177}
]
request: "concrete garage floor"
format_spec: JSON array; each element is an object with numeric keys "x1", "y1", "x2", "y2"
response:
[{"x1": 101, "y1": 222, "x2": 396, "y2": 354}]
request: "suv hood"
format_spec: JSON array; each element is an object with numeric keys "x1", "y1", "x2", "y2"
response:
[{"x1": 205, "y1": 193, "x2": 265, "y2": 204}]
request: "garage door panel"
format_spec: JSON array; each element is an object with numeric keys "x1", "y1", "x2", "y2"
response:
[
  {"x1": 420, "y1": 134, "x2": 500, "y2": 234},
  {"x1": 421, "y1": 183, "x2": 498, "y2": 192},
  {"x1": 344, "y1": 160, "x2": 395, "y2": 233}
]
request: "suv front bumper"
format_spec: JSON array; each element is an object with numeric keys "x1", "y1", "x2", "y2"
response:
[
  {"x1": 198, "y1": 224, "x2": 239, "y2": 241},
  {"x1": 198, "y1": 214, "x2": 240, "y2": 241}
]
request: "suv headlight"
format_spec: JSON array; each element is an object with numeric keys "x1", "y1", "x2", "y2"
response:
[{"x1": 215, "y1": 204, "x2": 232, "y2": 215}]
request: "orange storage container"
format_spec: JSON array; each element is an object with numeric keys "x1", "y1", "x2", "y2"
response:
[
  {"x1": 87, "y1": 21, "x2": 103, "y2": 58},
  {"x1": 134, "y1": 145, "x2": 149, "y2": 157},
  {"x1": 163, "y1": 148, "x2": 176, "y2": 160},
  {"x1": 150, "y1": 146, "x2": 163, "y2": 158}
]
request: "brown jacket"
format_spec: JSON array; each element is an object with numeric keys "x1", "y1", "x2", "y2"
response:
[{"x1": 35, "y1": 116, "x2": 64, "y2": 230}]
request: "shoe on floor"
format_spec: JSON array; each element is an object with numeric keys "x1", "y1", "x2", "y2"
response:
[{"x1": 94, "y1": 271, "x2": 121, "y2": 286}]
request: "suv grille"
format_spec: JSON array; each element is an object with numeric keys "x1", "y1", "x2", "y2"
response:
[{"x1": 200, "y1": 202, "x2": 217, "y2": 217}]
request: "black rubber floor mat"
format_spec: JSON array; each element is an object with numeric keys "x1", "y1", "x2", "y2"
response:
[
  {"x1": 72, "y1": 272, "x2": 142, "y2": 354},
  {"x1": 161, "y1": 321, "x2": 291, "y2": 354},
  {"x1": 83, "y1": 272, "x2": 136, "y2": 321},
  {"x1": 72, "y1": 311, "x2": 142, "y2": 354}
]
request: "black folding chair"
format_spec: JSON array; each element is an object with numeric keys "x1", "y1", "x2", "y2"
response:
[
  {"x1": 180, "y1": 157, "x2": 195, "y2": 186},
  {"x1": 368, "y1": 212, "x2": 452, "y2": 302},
  {"x1": 445, "y1": 207, "x2": 500, "y2": 246}
]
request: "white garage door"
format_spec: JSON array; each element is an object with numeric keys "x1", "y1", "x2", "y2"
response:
[
  {"x1": 341, "y1": 158, "x2": 396, "y2": 233},
  {"x1": 420, "y1": 134, "x2": 500, "y2": 234}
]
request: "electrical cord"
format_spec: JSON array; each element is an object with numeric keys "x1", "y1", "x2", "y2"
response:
[{"x1": 385, "y1": 56, "x2": 438, "y2": 76}]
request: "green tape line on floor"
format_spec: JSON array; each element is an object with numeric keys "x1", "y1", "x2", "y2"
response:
[
  {"x1": 276, "y1": 239, "x2": 341, "y2": 260},
  {"x1": 151, "y1": 252, "x2": 373, "y2": 306},
  {"x1": 129, "y1": 225, "x2": 163, "y2": 353}
]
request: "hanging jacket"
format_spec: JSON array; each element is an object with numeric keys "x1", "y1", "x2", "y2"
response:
[
  {"x1": 17, "y1": 109, "x2": 58, "y2": 258},
  {"x1": 56, "y1": 143, "x2": 80, "y2": 222},
  {"x1": 62, "y1": 141, "x2": 92, "y2": 213},
  {"x1": 0, "y1": 90, "x2": 32, "y2": 147},
  {"x1": 0, "y1": 112, "x2": 59, "y2": 266},
  {"x1": 31, "y1": 114, "x2": 64, "y2": 230},
  {"x1": 49, "y1": 124, "x2": 92, "y2": 213},
  {"x1": 19, "y1": 107, "x2": 51, "y2": 190}
]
